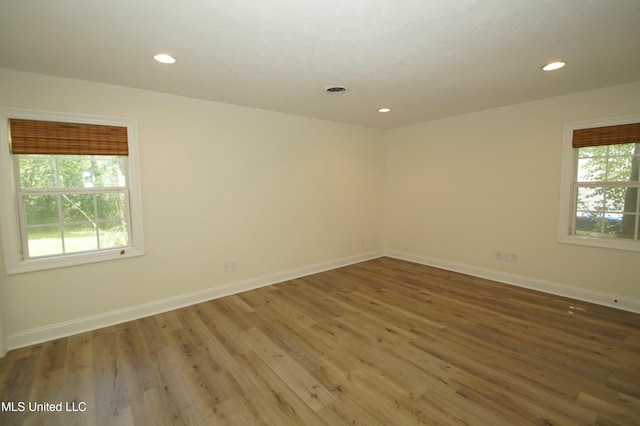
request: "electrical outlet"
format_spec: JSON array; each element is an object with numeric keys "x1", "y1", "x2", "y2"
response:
[
  {"x1": 495, "y1": 250, "x2": 518, "y2": 263},
  {"x1": 224, "y1": 261, "x2": 237, "y2": 272}
]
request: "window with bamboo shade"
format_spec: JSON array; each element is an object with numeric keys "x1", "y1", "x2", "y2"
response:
[
  {"x1": 0, "y1": 110, "x2": 145, "y2": 274},
  {"x1": 559, "y1": 116, "x2": 640, "y2": 252}
]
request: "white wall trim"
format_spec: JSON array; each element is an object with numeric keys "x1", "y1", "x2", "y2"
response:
[
  {"x1": 4, "y1": 250, "x2": 385, "y2": 352},
  {"x1": 386, "y1": 250, "x2": 640, "y2": 314}
]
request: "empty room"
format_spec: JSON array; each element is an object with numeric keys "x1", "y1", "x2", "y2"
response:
[{"x1": 1, "y1": 1, "x2": 639, "y2": 425}]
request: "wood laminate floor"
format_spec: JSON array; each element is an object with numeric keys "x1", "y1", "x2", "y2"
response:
[{"x1": 1, "y1": 257, "x2": 639, "y2": 425}]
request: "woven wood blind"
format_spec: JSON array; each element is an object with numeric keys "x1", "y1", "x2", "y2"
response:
[
  {"x1": 9, "y1": 119, "x2": 129, "y2": 156},
  {"x1": 572, "y1": 122, "x2": 640, "y2": 149}
]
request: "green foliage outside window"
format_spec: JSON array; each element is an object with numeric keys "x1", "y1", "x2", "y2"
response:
[
  {"x1": 575, "y1": 143, "x2": 640, "y2": 239},
  {"x1": 17, "y1": 155, "x2": 129, "y2": 257}
]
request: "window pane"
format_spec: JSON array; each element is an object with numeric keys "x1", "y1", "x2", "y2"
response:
[
  {"x1": 19, "y1": 156, "x2": 56, "y2": 189},
  {"x1": 23, "y1": 195, "x2": 59, "y2": 225},
  {"x1": 58, "y1": 158, "x2": 94, "y2": 188},
  {"x1": 604, "y1": 187, "x2": 627, "y2": 212},
  {"x1": 577, "y1": 158, "x2": 603, "y2": 182},
  {"x1": 606, "y1": 156, "x2": 633, "y2": 182},
  {"x1": 577, "y1": 143, "x2": 639, "y2": 183},
  {"x1": 577, "y1": 146, "x2": 608, "y2": 158},
  {"x1": 99, "y1": 221, "x2": 129, "y2": 248},
  {"x1": 603, "y1": 213, "x2": 622, "y2": 236},
  {"x1": 623, "y1": 187, "x2": 638, "y2": 213},
  {"x1": 575, "y1": 212, "x2": 623, "y2": 237},
  {"x1": 64, "y1": 224, "x2": 98, "y2": 253},
  {"x1": 96, "y1": 193, "x2": 127, "y2": 220},
  {"x1": 608, "y1": 144, "x2": 635, "y2": 156},
  {"x1": 62, "y1": 194, "x2": 96, "y2": 222},
  {"x1": 576, "y1": 187, "x2": 604, "y2": 212},
  {"x1": 620, "y1": 213, "x2": 638, "y2": 240},
  {"x1": 26, "y1": 226, "x2": 63, "y2": 257},
  {"x1": 575, "y1": 212, "x2": 602, "y2": 235},
  {"x1": 93, "y1": 157, "x2": 126, "y2": 187},
  {"x1": 55, "y1": 156, "x2": 124, "y2": 188}
]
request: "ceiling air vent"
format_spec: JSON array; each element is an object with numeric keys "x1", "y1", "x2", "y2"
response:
[{"x1": 325, "y1": 85, "x2": 347, "y2": 95}]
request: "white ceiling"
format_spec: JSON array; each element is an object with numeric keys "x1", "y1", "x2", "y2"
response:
[{"x1": 1, "y1": 0, "x2": 639, "y2": 129}]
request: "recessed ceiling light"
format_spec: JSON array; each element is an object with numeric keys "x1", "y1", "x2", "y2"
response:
[
  {"x1": 378, "y1": 108, "x2": 391, "y2": 113},
  {"x1": 154, "y1": 54, "x2": 176, "y2": 64},
  {"x1": 542, "y1": 61, "x2": 565, "y2": 71}
]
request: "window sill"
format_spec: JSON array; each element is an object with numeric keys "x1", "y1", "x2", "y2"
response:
[
  {"x1": 5, "y1": 247, "x2": 145, "y2": 274},
  {"x1": 559, "y1": 235, "x2": 640, "y2": 253}
]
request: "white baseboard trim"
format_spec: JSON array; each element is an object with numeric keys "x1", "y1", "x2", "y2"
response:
[
  {"x1": 5, "y1": 250, "x2": 385, "y2": 352},
  {"x1": 385, "y1": 250, "x2": 640, "y2": 314}
]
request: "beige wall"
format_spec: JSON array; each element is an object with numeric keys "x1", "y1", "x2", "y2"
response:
[
  {"x1": 1, "y1": 67, "x2": 639, "y2": 349},
  {"x1": 385, "y1": 81, "x2": 640, "y2": 301},
  {"x1": 0, "y1": 231, "x2": 4, "y2": 355},
  {"x1": 0, "y1": 68, "x2": 385, "y2": 337},
  {"x1": 0, "y1": 303, "x2": 5, "y2": 357}
]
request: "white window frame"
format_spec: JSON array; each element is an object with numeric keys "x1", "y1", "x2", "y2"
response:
[
  {"x1": 0, "y1": 108, "x2": 145, "y2": 273},
  {"x1": 558, "y1": 113, "x2": 640, "y2": 252}
]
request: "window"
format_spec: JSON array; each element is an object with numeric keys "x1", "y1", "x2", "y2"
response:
[
  {"x1": 0, "y1": 109, "x2": 145, "y2": 273},
  {"x1": 559, "y1": 115, "x2": 640, "y2": 252}
]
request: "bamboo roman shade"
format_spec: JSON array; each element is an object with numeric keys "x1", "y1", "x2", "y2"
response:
[
  {"x1": 9, "y1": 119, "x2": 129, "y2": 156},
  {"x1": 572, "y1": 122, "x2": 640, "y2": 149}
]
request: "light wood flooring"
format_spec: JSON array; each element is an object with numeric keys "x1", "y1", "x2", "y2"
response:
[{"x1": 1, "y1": 257, "x2": 639, "y2": 425}]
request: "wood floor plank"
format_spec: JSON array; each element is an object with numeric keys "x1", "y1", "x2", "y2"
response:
[
  {"x1": 1, "y1": 257, "x2": 639, "y2": 425},
  {"x1": 250, "y1": 302, "x2": 333, "y2": 372},
  {"x1": 229, "y1": 350, "x2": 324, "y2": 426},
  {"x1": 244, "y1": 326, "x2": 335, "y2": 411}
]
